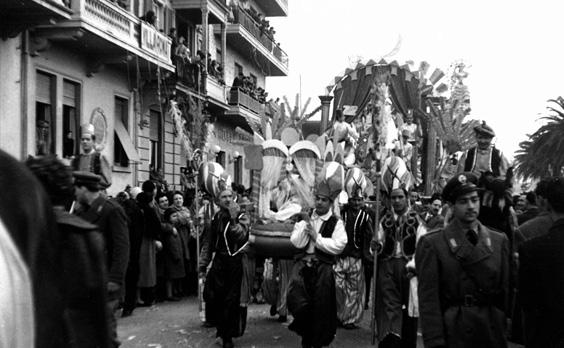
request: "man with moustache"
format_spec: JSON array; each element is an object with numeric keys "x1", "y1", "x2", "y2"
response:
[
  {"x1": 199, "y1": 186, "x2": 249, "y2": 348},
  {"x1": 373, "y1": 187, "x2": 426, "y2": 348},
  {"x1": 416, "y1": 172, "x2": 509, "y2": 348}
]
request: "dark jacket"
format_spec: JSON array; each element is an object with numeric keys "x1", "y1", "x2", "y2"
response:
[
  {"x1": 0, "y1": 149, "x2": 66, "y2": 348},
  {"x1": 515, "y1": 212, "x2": 553, "y2": 247},
  {"x1": 56, "y1": 208, "x2": 111, "y2": 348},
  {"x1": 77, "y1": 196, "x2": 130, "y2": 287},
  {"x1": 199, "y1": 208, "x2": 248, "y2": 273},
  {"x1": 519, "y1": 218, "x2": 564, "y2": 348},
  {"x1": 340, "y1": 206, "x2": 373, "y2": 259},
  {"x1": 416, "y1": 219, "x2": 509, "y2": 348}
]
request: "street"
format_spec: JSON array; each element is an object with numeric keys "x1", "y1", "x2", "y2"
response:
[
  {"x1": 119, "y1": 297, "x2": 393, "y2": 348},
  {"x1": 118, "y1": 298, "x2": 523, "y2": 348}
]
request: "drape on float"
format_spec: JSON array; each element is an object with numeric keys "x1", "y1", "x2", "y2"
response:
[{"x1": 259, "y1": 148, "x2": 286, "y2": 217}]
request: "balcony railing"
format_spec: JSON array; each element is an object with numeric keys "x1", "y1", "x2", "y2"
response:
[
  {"x1": 174, "y1": 59, "x2": 205, "y2": 92},
  {"x1": 229, "y1": 88, "x2": 264, "y2": 115},
  {"x1": 68, "y1": 0, "x2": 172, "y2": 66},
  {"x1": 232, "y1": 7, "x2": 288, "y2": 67}
]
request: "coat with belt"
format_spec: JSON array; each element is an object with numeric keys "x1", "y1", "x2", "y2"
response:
[
  {"x1": 415, "y1": 219, "x2": 509, "y2": 348},
  {"x1": 519, "y1": 217, "x2": 564, "y2": 348}
]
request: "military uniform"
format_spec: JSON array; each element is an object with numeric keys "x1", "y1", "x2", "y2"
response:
[{"x1": 415, "y1": 173, "x2": 509, "y2": 348}]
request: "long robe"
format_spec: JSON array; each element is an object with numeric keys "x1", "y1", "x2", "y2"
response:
[{"x1": 200, "y1": 209, "x2": 249, "y2": 340}]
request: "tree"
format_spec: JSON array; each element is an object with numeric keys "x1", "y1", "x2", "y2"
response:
[{"x1": 515, "y1": 97, "x2": 564, "y2": 179}]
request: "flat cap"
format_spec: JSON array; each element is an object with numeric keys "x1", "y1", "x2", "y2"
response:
[
  {"x1": 73, "y1": 171, "x2": 101, "y2": 189},
  {"x1": 442, "y1": 172, "x2": 481, "y2": 203},
  {"x1": 474, "y1": 121, "x2": 495, "y2": 137}
]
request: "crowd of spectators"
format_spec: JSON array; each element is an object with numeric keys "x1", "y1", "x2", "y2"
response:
[{"x1": 230, "y1": 72, "x2": 269, "y2": 104}]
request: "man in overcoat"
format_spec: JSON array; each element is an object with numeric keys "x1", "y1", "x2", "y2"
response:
[
  {"x1": 416, "y1": 172, "x2": 509, "y2": 348},
  {"x1": 74, "y1": 172, "x2": 130, "y2": 347},
  {"x1": 519, "y1": 176, "x2": 564, "y2": 348}
]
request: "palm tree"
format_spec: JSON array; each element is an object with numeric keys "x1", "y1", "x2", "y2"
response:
[{"x1": 515, "y1": 97, "x2": 564, "y2": 179}]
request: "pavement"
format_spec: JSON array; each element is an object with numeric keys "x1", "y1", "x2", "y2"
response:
[{"x1": 118, "y1": 297, "x2": 524, "y2": 348}]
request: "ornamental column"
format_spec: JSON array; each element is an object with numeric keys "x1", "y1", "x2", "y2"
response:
[{"x1": 319, "y1": 95, "x2": 334, "y2": 134}]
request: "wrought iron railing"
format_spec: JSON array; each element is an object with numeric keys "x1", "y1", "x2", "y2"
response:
[{"x1": 232, "y1": 7, "x2": 288, "y2": 67}]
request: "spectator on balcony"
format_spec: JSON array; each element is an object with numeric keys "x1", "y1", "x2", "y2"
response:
[
  {"x1": 140, "y1": 10, "x2": 157, "y2": 26},
  {"x1": 175, "y1": 37, "x2": 191, "y2": 81},
  {"x1": 169, "y1": 28, "x2": 178, "y2": 60},
  {"x1": 231, "y1": 72, "x2": 245, "y2": 93}
]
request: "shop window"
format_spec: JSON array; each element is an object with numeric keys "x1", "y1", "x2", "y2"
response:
[
  {"x1": 62, "y1": 79, "x2": 80, "y2": 159},
  {"x1": 149, "y1": 109, "x2": 162, "y2": 171},
  {"x1": 36, "y1": 71, "x2": 55, "y2": 155}
]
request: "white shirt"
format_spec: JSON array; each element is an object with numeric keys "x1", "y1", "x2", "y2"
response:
[{"x1": 290, "y1": 209, "x2": 347, "y2": 255}]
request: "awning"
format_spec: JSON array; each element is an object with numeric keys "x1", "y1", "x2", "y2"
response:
[{"x1": 114, "y1": 121, "x2": 140, "y2": 163}]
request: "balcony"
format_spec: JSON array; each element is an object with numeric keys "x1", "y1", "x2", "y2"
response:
[
  {"x1": 171, "y1": 0, "x2": 229, "y2": 24},
  {"x1": 222, "y1": 7, "x2": 288, "y2": 76},
  {"x1": 260, "y1": 0, "x2": 288, "y2": 17},
  {"x1": 33, "y1": 0, "x2": 173, "y2": 72},
  {"x1": 1, "y1": 0, "x2": 72, "y2": 37},
  {"x1": 229, "y1": 88, "x2": 264, "y2": 115}
]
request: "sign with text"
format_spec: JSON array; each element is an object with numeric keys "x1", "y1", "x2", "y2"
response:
[{"x1": 140, "y1": 23, "x2": 171, "y2": 63}]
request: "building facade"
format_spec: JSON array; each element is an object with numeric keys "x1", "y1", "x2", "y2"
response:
[{"x1": 0, "y1": 0, "x2": 288, "y2": 195}]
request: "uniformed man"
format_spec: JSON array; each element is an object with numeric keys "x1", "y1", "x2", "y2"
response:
[
  {"x1": 416, "y1": 172, "x2": 509, "y2": 348},
  {"x1": 73, "y1": 171, "x2": 129, "y2": 348},
  {"x1": 71, "y1": 124, "x2": 112, "y2": 188}
]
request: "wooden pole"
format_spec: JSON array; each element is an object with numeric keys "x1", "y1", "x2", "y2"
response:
[{"x1": 370, "y1": 173, "x2": 381, "y2": 345}]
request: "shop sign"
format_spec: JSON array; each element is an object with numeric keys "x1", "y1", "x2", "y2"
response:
[
  {"x1": 215, "y1": 125, "x2": 253, "y2": 143},
  {"x1": 140, "y1": 23, "x2": 171, "y2": 63}
]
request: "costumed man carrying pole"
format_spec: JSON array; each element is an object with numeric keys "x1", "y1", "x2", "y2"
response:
[
  {"x1": 371, "y1": 184, "x2": 426, "y2": 348},
  {"x1": 287, "y1": 177, "x2": 347, "y2": 348},
  {"x1": 416, "y1": 172, "x2": 509, "y2": 348},
  {"x1": 198, "y1": 182, "x2": 250, "y2": 348},
  {"x1": 334, "y1": 169, "x2": 373, "y2": 329}
]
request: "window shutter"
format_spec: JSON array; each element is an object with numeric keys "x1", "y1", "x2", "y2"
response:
[
  {"x1": 36, "y1": 72, "x2": 52, "y2": 104},
  {"x1": 63, "y1": 80, "x2": 77, "y2": 107}
]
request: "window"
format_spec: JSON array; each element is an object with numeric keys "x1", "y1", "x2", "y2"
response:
[
  {"x1": 36, "y1": 71, "x2": 55, "y2": 155},
  {"x1": 216, "y1": 151, "x2": 226, "y2": 167},
  {"x1": 234, "y1": 156, "x2": 243, "y2": 184},
  {"x1": 216, "y1": 48, "x2": 222, "y2": 64},
  {"x1": 114, "y1": 97, "x2": 129, "y2": 167},
  {"x1": 235, "y1": 62, "x2": 243, "y2": 76},
  {"x1": 149, "y1": 109, "x2": 162, "y2": 171},
  {"x1": 62, "y1": 79, "x2": 80, "y2": 158}
]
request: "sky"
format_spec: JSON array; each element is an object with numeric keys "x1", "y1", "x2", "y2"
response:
[{"x1": 266, "y1": 0, "x2": 564, "y2": 161}]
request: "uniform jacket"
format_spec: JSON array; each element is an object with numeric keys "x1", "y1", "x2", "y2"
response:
[
  {"x1": 519, "y1": 218, "x2": 564, "y2": 348},
  {"x1": 415, "y1": 219, "x2": 509, "y2": 348},
  {"x1": 55, "y1": 208, "x2": 111, "y2": 348},
  {"x1": 77, "y1": 196, "x2": 130, "y2": 287}
]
